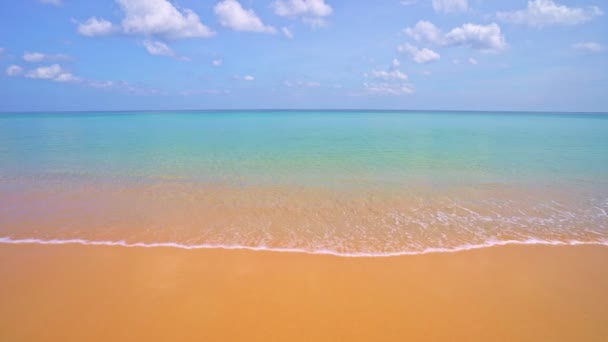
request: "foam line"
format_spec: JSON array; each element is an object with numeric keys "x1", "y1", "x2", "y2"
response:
[{"x1": 1, "y1": 236, "x2": 607, "y2": 257}]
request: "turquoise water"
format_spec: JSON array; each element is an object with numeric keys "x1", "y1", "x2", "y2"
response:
[
  {"x1": 1, "y1": 111, "x2": 607, "y2": 255},
  {"x1": 1, "y1": 111, "x2": 608, "y2": 187}
]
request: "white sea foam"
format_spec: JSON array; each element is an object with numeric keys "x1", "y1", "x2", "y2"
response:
[{"x1": 0, "y1": 236, "x2": 607, "y2": 258}]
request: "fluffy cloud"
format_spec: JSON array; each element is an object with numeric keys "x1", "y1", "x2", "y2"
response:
[
  {"x1": 39, "y1": 0, "x2": 62, "y2": 5},
  {"x1": 78, "y1": 0, "x2": 214, "y2": 39},
  {"x1": 405, "y1": 20, "x2": 506, "y2": 52},
  {"x1": 243, "y1": 75, "x2": 255, "y2": 81},
  {"x1": 272, "y1": 0, "x2": 333, "y2": 27},
  {"x1": 397, "y1": 43, "x2": 440, "y2": 63},
  {"x1": 22, "y1": 52, "x2": 71, "y2": 63},
  {"x1": 497, "y1": 0, "x2": 603, "y2": 27},
  {"x1": 25, "y1": 64, "x2": 79, "y2": 82},
  {"x1": 25, "y1": 64, "x2": 63, "y2": 79},
  {"x1": 572, "y1": 42, "x2": 604, "y2": 53},
  {"x1": 391, "y1": 58, "x2": 400, "y2": 69},
  {"x1": 214, "y1": 0, "x2": 276, "y2": 33},
  {"x1": 6, "y1": 65, "x2": 23, "y2": 76},
  {"x1": 212, "y1": 58, "x2": 223, "y2": 66},
  {"x1": 468, "y1": 57, "x2": 478, "y2": 65},
  {"x1": 141, "y1": 40, "x2": 171, "y2": 55},
  {"x1": 444, "y1": 23, "x2": 506, "y2": 52},
  {"x1": 404, "y1": 20, "x2": 443, "y2": 44},
  {"x1": 10, "y1": 63, "x2": 80, "y2": 82},
  {"x1": 23, "y1": 52, "x2": 45, "y2": 62},
  {"x1": 432, "y1": 0, "x2": 468, "y2": 13},
  {"x1": 76, "y1": 17, "x2": 116, "y2": 37},
  {"x1": 88, "y1": 81, "x2": 115, "y2": 89},
  {"x1": 54, "y1": 73, "x2": 80, "y2": 82},
  {"x1": 366, "y1": 69, "x2": 409, "y2": 81},
  {"x1": 141, "y1": 40, "x2": 190, "y2": 61},
  {"x1": 363, "y1": 60, "x2": 413, "y2": 96},
  {"x1": 9, "y1": 63, "x2": 163, "y2": 95},
  {"x1": 117, "y1": 0, "x2": 215, "y2": 38}
]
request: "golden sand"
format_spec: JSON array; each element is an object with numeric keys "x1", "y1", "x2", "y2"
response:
[{"x1": 1, "y1": 244, "x2": 607, "y2": 341}]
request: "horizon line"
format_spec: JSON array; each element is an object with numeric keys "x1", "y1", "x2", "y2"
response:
[{"x1": 2, "y1": 108, "x2": 608, "y2": 115}]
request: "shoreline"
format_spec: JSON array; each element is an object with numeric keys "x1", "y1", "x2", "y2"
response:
[{"x1": 1, "y1": 235, "x2": 608, "y2": 257}]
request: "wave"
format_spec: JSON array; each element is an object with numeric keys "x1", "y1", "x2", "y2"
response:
[{"x1": 1, "y1": 236, "x2": 607, "y2": 258}]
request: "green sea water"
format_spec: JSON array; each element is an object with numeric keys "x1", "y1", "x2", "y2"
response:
[
  {"x1": 1, "y1": 110, "x2": 608, "y2": 188},
  {"x1": 1, "y1": 111, "x2": 607, "y2": 255}
]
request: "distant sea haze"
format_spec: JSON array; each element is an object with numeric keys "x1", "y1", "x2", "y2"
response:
[{"x1": 1, "y1": 111, "x2": 607, "y2": 255}]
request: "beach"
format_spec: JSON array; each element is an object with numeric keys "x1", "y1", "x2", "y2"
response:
[
  {"x1": 1, "y1": 243, "x2": 607, "y2": 341},
  {"x1": 1, "y1": 111, "x2": 607, "y2": 341},
  {"x1": 3, "y1": 0, "x2": 608, "y2": 338}
]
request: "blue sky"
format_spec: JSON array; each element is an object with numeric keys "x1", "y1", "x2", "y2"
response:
[{"x1": 0, "y1": 0, "x2": 606, "y2": 112}]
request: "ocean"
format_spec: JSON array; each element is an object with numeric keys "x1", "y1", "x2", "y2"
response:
[{"x1": 1, "y1": 110, "x2": 607, "y2": 255}]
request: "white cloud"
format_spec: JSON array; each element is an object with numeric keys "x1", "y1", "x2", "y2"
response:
[
  {"x1": 54, "y1": 73, "x2": 80, "y2": 82},
  {"x1": 25, "y1": 64, "x2": 64, "y2": 79},
  {"x1": 363, "y1": 60, "x2": 413, "y2": 96},
  {"x1": 404, "y1": 20, "x2": 443, "y2": 44},
  {"x1": 497, "y1": 0, "x2": 603, "y2": 27},
  {"x1": 115, "y1": 0, "x2": 215, "y2": 38},
  {"x1": 142, "y1": 40, "x2": 190, "y2": 61},
  {"x1": 572, "y1": 41, "x2": 604, "y2": 53},
  {"x1": 88, "y1": 80, "x2": 114, "y2": 89},
  {"x1": 24, "y1": 64, "x2": 79, "y2": 82},
  {"x1": 6, "y1": 65, "x2": 23, "y2": 76},
  {"x1": 9, "y1": 62, "x2": 163, "y2": 95},
  {"x1": 397, "y1": 43, "x2": 440, "y2": 63},
  {"x1": 391, "y1": 58, "x2": 400, "y2": 69},
  {"x1": 76, "y1": 17, "x2": 116, "y2": 37},
  {"x1": 444, "y1": 23, "x2": 506, "y2": 52},
  {"x1": 22, "y1": 52, "x2": 71, "y2": 63},
  {"x1": 400, "y1": 1, "x2": 418, "y2": 5},
  {"x1": 468, "y1": 57, "x2": 478, "y2": 65},
  {"x1": 141, "y1": 40, "x2": 188, "y2": 61},
  {"x1": 363, "y1": 82, "x2": 414, "y2": 95},
  {"x1": 272, "y1": 0, "x2": 332, "y2": 27},
  {"x1": 214, "y1": 0, "x2": 276, "y2": 33},
  {"x1": 366, "y1": 69, "x2": 409, "y2": 81},
  {"x1": 142, "y1": 40, "x2": 174, "y2": 56},
  {"x1": 282, "y1": 27, "x2": 294, "y2": 38},
  {"x1": 405, "y1": 21, "x2": 506, "y2": 52},
  {"x1": 23, "y1": 52, "x2": 45, "y2": 62},
  {"x1": 241, "y1": 75, "x2": 255, "y2": 81},
  {"x1": 432, "y1": 0, "x2": 468, "y2": 13},
  {"x1": 39, "y1": 0, "x2": 62, "y2": 6},
  {"x1": 212, "y1": 58, "x2": 223, "y2": 66}
]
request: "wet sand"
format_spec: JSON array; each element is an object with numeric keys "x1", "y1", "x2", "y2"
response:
[
  {"x1": 2, "y1": 181, "x2": 605, "y2": 254},
  {"x1": 1, "y1": 244, "x2": 607, "y2": 341}
]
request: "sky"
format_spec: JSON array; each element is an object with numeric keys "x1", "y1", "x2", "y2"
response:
[{"x1": 0, "y1": 0, "x2": 607, "y2": 112}]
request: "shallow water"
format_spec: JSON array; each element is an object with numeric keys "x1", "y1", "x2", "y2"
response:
[{"x1": 1, "y1": 111, "x2": 607, "y2": 255}]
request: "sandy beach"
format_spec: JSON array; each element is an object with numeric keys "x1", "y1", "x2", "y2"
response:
[{"x1": 1, "y1": 244, "x2": 606, "y2": 342}]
